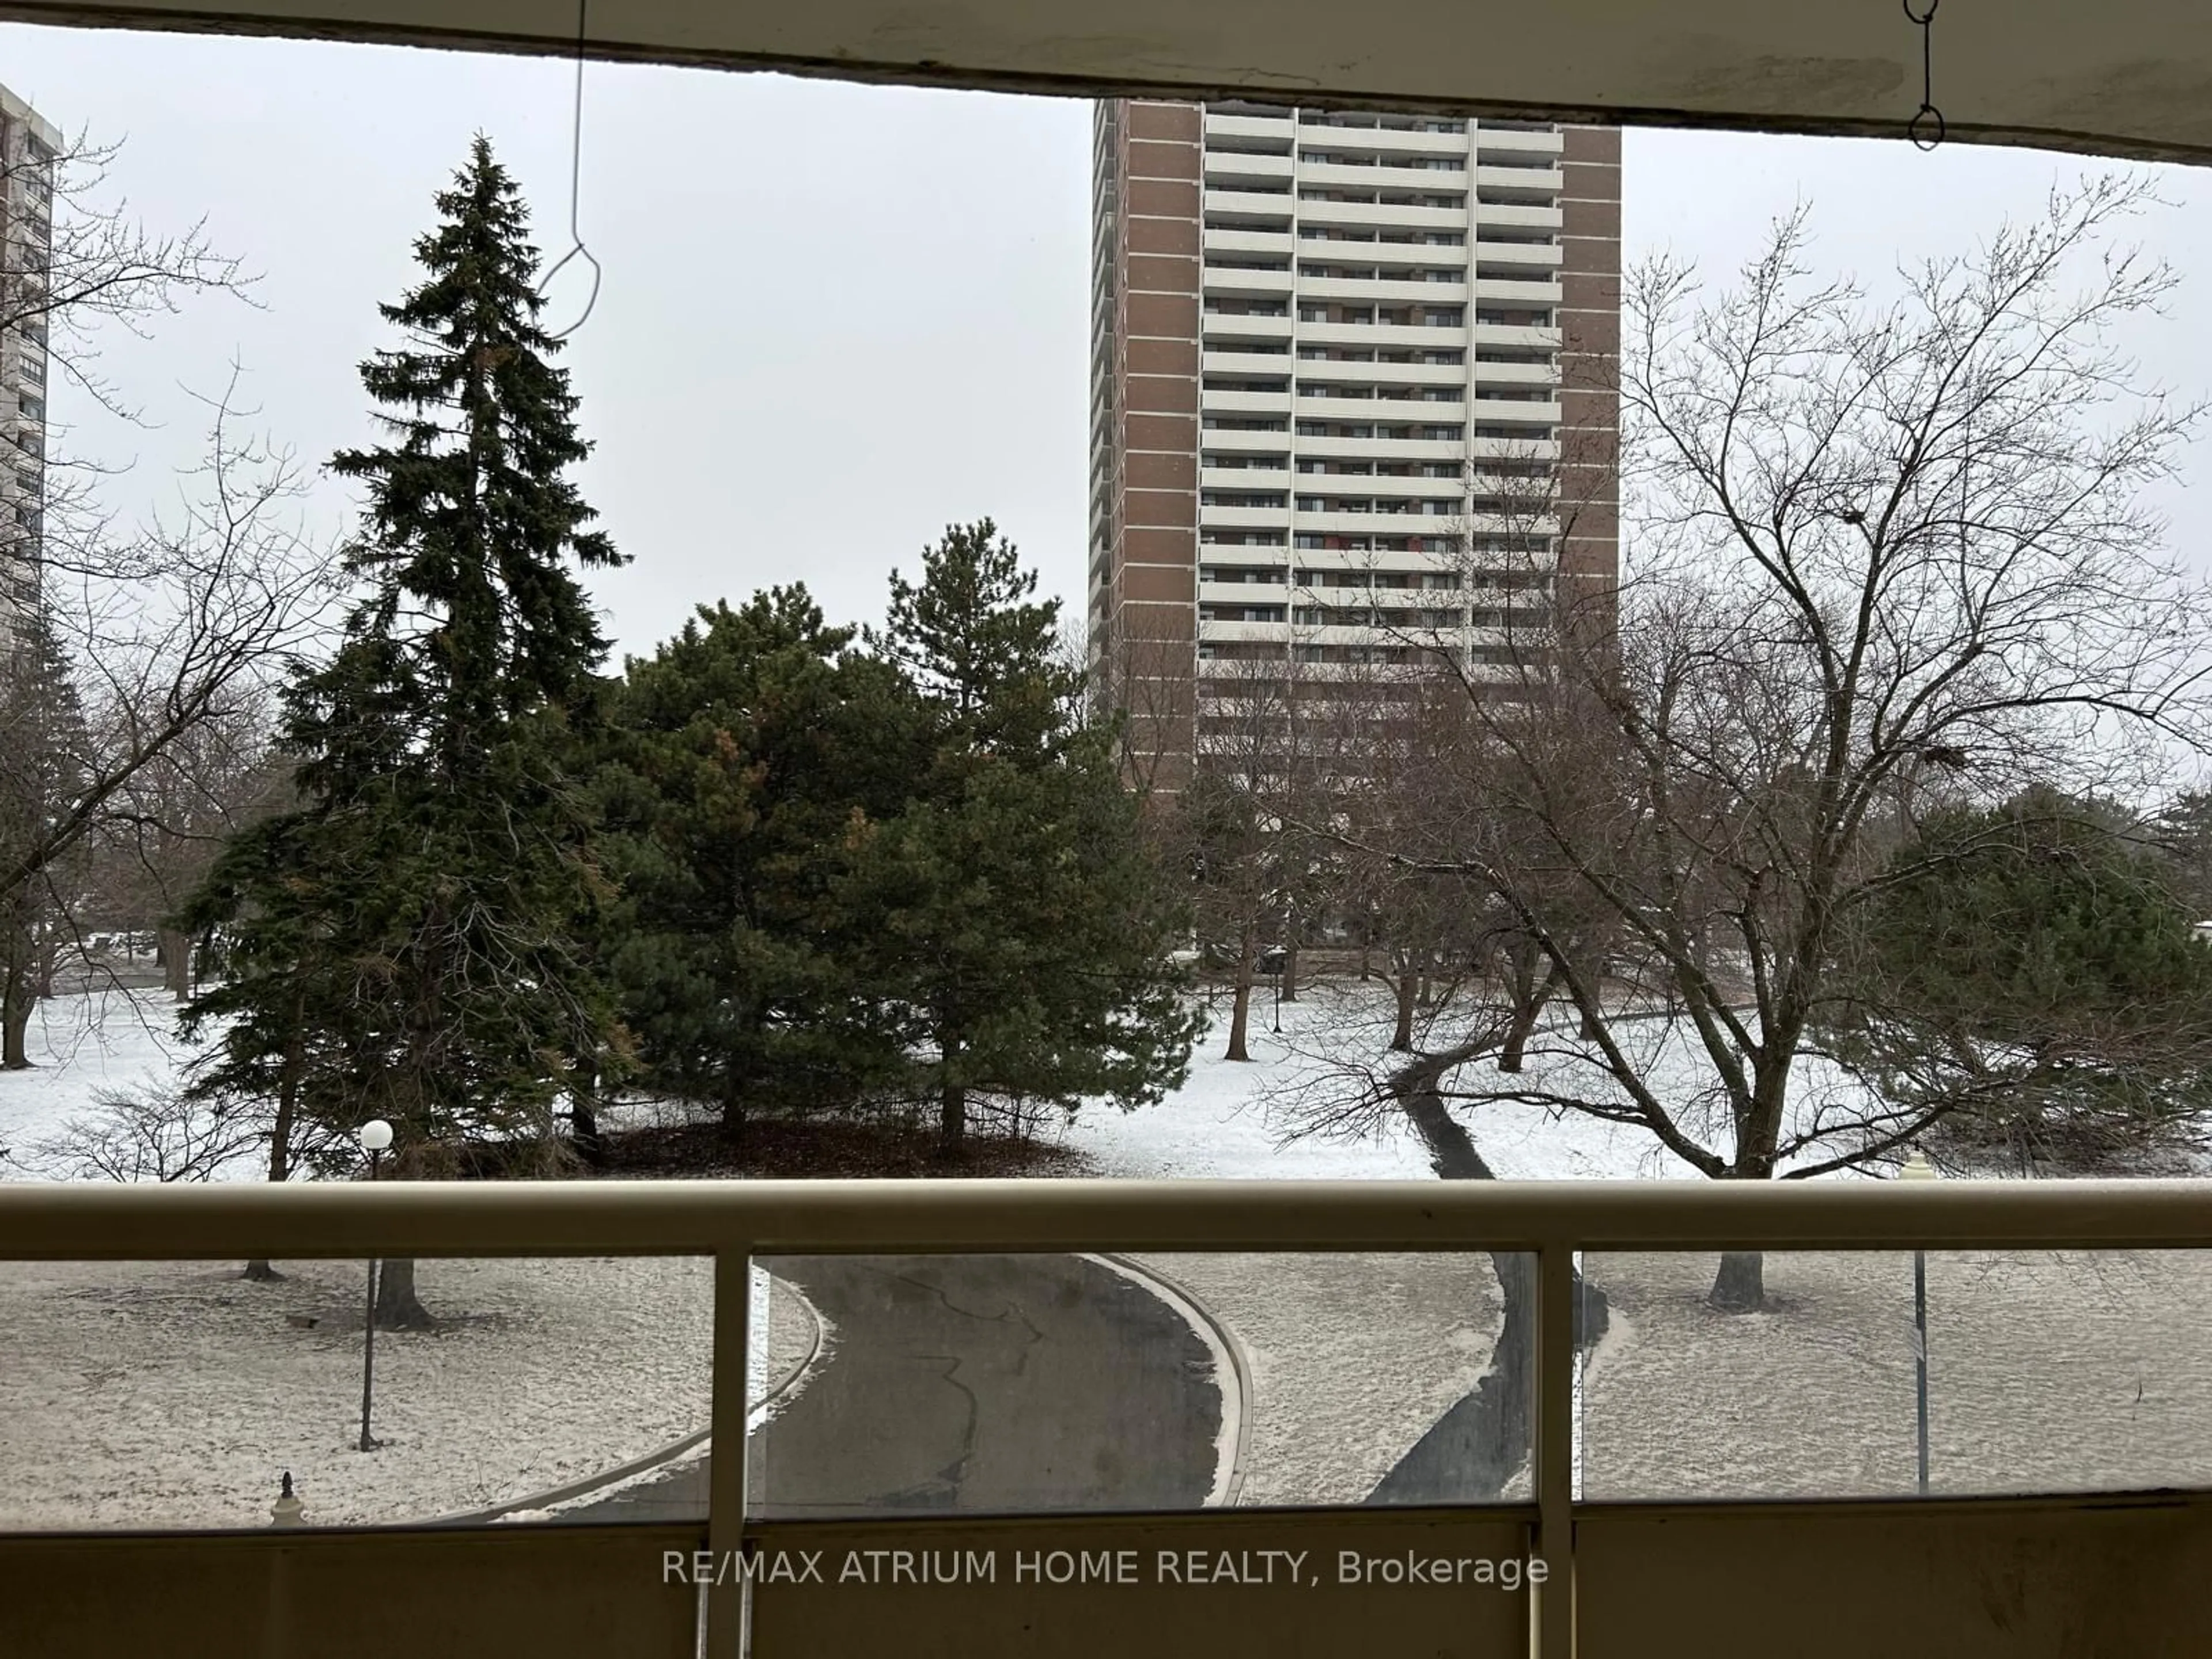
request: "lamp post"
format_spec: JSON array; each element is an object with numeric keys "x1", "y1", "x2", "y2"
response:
[
  {"x1": 1899, "y1": 1148, "x2": 1940, "y2": 1495},
  {"x1": 357, "y1": 1118, "x2": 392, "y2": 1453}
]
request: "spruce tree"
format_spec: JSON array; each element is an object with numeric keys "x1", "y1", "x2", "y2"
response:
[
  {"x1": 854, "y1": 521, "x2": 1198, "y2": 1154},
  {"x1": 178, "y1": 137, "x2": 624, "y2": 1323},
  {"x1": 0, "y1": 597, "x2": 87, "y2": 1068}
]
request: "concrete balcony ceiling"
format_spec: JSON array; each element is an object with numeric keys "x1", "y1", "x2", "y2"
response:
[{"x1": 12, "y1": 0, "x2": 2201, "y2": 163}]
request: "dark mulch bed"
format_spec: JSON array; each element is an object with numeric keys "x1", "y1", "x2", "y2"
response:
[{"x1": 592, "y1": 1116, "x2": 1094, "y2": 1181}]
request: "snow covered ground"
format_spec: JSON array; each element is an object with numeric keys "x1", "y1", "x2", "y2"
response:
[
  {"x1": 1062, "y1": 981, "x2": 2212, "y2": 1506},
  {"x1": 0, "y1": 991, "x2": 804, "y2": 1530},
  {"x1": 0, "y1": 988, "x2": 208, "y2": 1179},
  {"x1": 8, "y1": 980, "x2": 2212, "y2": 1523}
]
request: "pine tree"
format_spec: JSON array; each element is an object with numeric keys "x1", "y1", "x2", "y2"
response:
[
  {"x1": 595, "y1": 588, "x2": 923, "y2": 1135},
  {"x1": 854, "y1": 521, "x2": 1198, "y2": 1153},
  {"x1": 178, "y1": 137, "x2": 625, "y2": 1323},
  {"x1": 1831, "y1": 787, "x2": 2212, "y2": 1168}
]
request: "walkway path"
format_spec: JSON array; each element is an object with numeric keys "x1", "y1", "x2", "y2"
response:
[{"x1": 564, "y1": 1253, "x2": 1224, "y2": 1522}]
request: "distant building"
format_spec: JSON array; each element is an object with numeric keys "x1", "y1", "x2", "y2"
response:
[
  {"x1": 1088, "y1": 100, "x2": 1620, "y2": 789},
  {"x1": 0, "y1": 82, "x2": 56, "y2": 635}
]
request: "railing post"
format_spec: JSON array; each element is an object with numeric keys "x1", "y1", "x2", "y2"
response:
[
  {"x1": 705, "y1": 1249, "x2": 753, "y2": 1659},
  {"x1": 1532, "y1": 1243, "x2": 1574, "y2": 1659}
]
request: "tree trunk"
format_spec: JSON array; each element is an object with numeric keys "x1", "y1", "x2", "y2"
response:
[
  {"x1": 1, "y1": 900, "x2": 36, "y2": 1069},
  {"x1": 244, "y1": 1030, "x2": 303, "y2": 1282},
  {"x1": 1499, "y1": 1001, "x2": 1539, "y2": 1073},
  {"x1": 938, "y1": 1079, "x2": 966, "y2": 1156},
  {"x1": 1499, "y1": 962, "x2": 1561, "y2": 1074},
  {"x1": 1709, "y1": 1250, "x2": 1766, "y2": 1312},
  {"x1": 160, "y1": 927, "x2": 192, "y2": 1000},
  {"x1": 932, "y1": 1024, "x2": 969, "y2": 1156},
  {"x1": 571, "y1": 1097, "x2": 604, "y2": 1168},
  {"x1": 1391, "y1": 969, "x2": 1418, "y2": 1052},
  {"x1": 1224, "y1": 933, "x2": 1255, "y2": 1062},
  {"x1": 373, "y1": 1257, "x2": 435, "y2": 1330}
]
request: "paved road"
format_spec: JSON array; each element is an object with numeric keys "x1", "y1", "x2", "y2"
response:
[{"x1": 563, "y1": 1254, "x2": 1222, "y2": 1522}]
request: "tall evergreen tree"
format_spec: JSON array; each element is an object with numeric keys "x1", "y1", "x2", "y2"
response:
[
  {"x1": 854, "y1": 521, "x2": 1198, "y2": 1153},
  {"x1": 179, "y1": 137, "x2": 624, "y2": 1323},
  {"x1": 0, "y1": 597, "x2": 88, "y2": 1068}
]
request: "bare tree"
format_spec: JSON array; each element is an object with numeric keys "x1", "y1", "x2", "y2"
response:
[
  {"x1": 26, "y1": 1083, "x2": 267, "y2": 1183},
  {"x1": 1377, "y1": 178, "x2": 2210, "y2": 1311},
  {"x1": 0, "y1": 396, "x2": 328, "y2": 1067},
  {"x1": 0, "y1": 124, "x2": 253, "y2": 423}
]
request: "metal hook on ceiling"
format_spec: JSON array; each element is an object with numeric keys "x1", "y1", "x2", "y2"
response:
[
  {"x1": 537, "y1": 0, "x2": 602, "y2": 340},
  {"x1": 1903, "y1": 0, "x2": 1945, "y2": 152}
]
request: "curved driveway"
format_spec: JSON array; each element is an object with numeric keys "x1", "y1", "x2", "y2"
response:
[{"x1": 566, "y1": 1253, "x2": 1222, "y2": 1522}]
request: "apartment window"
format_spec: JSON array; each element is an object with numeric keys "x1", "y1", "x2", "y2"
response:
[
  {"x1": 1200, "y1": 604, "x2": 1286, "y2": 624},
  {"x1": 1425, "y1": 307, "x2": 1465, "y2": 327},
  {"x1": 18, "y1": 393, "x2": 40, "y2": 421}
]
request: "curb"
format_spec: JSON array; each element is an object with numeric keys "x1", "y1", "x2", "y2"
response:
[
  {"x1": 1088, "y1": 1251, "x2": 1255, "y2": 1509},
  {"x1": 440, "y1": 1273, "x2": 828, "y2": 1527}
]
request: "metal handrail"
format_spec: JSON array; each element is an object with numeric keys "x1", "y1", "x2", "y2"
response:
[{"x1": 3, "y1": 1175, "x2": 2210, "y2": 1259}]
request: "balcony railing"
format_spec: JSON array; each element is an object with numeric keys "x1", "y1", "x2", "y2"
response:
[{"x1": 5, "y1": 1177, "x2": 2212, "y2": 1658}]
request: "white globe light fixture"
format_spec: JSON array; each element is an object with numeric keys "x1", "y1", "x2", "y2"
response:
[{"x1": 358, "y1": 1119, "x2": 393, "y2": 1154}]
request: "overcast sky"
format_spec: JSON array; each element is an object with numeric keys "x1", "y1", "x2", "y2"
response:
[{"x1": 2, "y1": 22, "x2": 2209, "y2": 665}]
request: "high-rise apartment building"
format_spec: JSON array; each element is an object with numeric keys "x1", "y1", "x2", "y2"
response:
[
  {"x1": 0, "y1": 82, "x2": 55, "y2": 630},
  {"x1": 1089, "y1": 101, "x2": 1619, "y2": 787}
]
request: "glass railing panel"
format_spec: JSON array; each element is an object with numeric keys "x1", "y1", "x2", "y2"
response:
[
  {"x1": 0, "y1": 1253, "x2": 714, "y2": 1530},
  {"x1": 748, "y1": 1249, "x2": 1534, "y2": 1517},
  {"x1": 1579, "y1": 1247, "x2": 2212, "y2": 1501}
]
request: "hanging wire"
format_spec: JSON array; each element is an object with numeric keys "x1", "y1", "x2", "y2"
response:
[
  {"x1": 536, "y1": 0, "x2": 602, "y2": 339},
  {"x1": 1903, "y1": 0, "x2": 1944, "y2": 151}
]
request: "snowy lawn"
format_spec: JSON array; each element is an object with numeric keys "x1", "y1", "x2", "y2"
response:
[
  {"x1": 0, "y1": 988, "x2": 206, "y2": 1178},
  {"x1": 0, "y1": 991, "x2": 808, "y2": 1531},
  {"x1": 1062, "y1": 989, "x2": 1524, "y2": 1505},
  {"x1": 1060, "y1": 980, "x2": 2212, "y2": 1505},
  {"x1": 0, "y1": 1254, "x2": 713, "y2": 1529}
]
